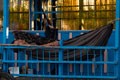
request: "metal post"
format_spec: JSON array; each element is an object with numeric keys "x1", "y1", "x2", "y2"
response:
[
  {"x1": 29, "y1": 0, "x2": 32, "y2": 30},
  {"x1": 37, "y1": 0, "x2": 42, "y2": 30},
  {"x1": 33, "y1": 0, "x2": 42, "y2": 30},
  {"x1": 59, "y1": 40, "x2": 63, "y2": 80},
  {"x1": 115, "y1": 0, "x2": 120, "y2": 79},
  {"x1": 79, "y1": 0, "x2": 83, "y2": 30},
  {"x1": 52, "y1": 0, "x2": 56, "y2": 28},
  {"x1": 2, "y1": 0, "x2": 9, "y2": 72},
  {"x1": 34, "y1": 0, "x2": 37, "y2": 30},
  {"x1": 3, "y1": 0, "x2": 9, "y2": 44}
]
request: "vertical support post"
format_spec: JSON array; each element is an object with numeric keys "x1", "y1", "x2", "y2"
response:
[
  {"x1": 79, "y1": 0, "x2": 83, "y2": 30},
  {"x1": 40, "y1": 1, "x2": 43, "y2": 30},
  {"x1": 3, "y1": 0, "x2": 9, "y2": 73},
  {"x1": 59, "y1": 40, "x2": 63, "y2": 80},
  {"x1": 0, "y1": 46, "x2": 2, "y2": 71},
  {"x1": 115, "y1": 0, "x2": 120, "y2": 79},
  {"x1": 2, "y1": 48, "x2": 7, "y2": 72},
  {"x1": 52, "y1": 0, "x2": 56, "y2": 28},
  {"x1": 29, "y1": 0, "x2": 32, "y2": 30},
  {"x1": 116, "y1": 0, "x2": 120, "y2": 48},
  {"x1": 34, "y1": 0, "x2": 42, "y2": 30},
  {"x1": 34, "y1": 0, "x2": 37, "y2": 30},
  {"x1": 3, "y1": 0, "x2": 9, "y2": 44},
  {"x1": 37, "y1": 0, "x2": 42, "y2": 30}
]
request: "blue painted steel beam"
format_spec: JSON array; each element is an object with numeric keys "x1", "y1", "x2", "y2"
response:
[
  {"x1": 1, "y1": 45, "x2": 117, "y2": 49},
  {"x1": 8, "y1": 74, "x2": 118, "y2": 79},
  {"x1": 116, "y1": 0, "x2": 120, "y2": 79},
  {"x1": 116, "y1": 0, "x2": 120, "y2": 48},
  {"x1": 2, "y1": 0, "x2": 9, "y2": 73},
  {"x1": 3, "y1": 0, "x2": 9, "y2": 44},
  {"x1": 58, "y1": 40, "x2": 63, "y2": 80},
  {"x1": 2, "y1": 60, "x2": 116, "y2": 64}
]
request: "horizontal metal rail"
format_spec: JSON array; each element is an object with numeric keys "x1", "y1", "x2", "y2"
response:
[
  {"x1": 2, "y1": 60, "x2": 117, "y2": 64},
  {"x1": 11, "y1": 74, "x2": 117, "y2": 79},
  {"x1": 0, "y1": 44, "x2": 117, "y2": 49}
]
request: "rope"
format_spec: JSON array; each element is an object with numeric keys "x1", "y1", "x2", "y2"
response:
[{"x1": 107, "y1": 18, "x2": 120, "y2": 24}]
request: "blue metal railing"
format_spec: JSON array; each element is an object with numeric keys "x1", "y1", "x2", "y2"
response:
[
  {"x1": 0, "y1": 0, "x2": 120, "y2": 80},
  {"x1": 0, "y1": 29, "x2": 118, "y2": 79},
  {"x1": 0, "y1": 30, "x2": 118, "y2": 79},
  {"x1": 0, "y1": 45, "x2": 117, "y2": 79}
]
